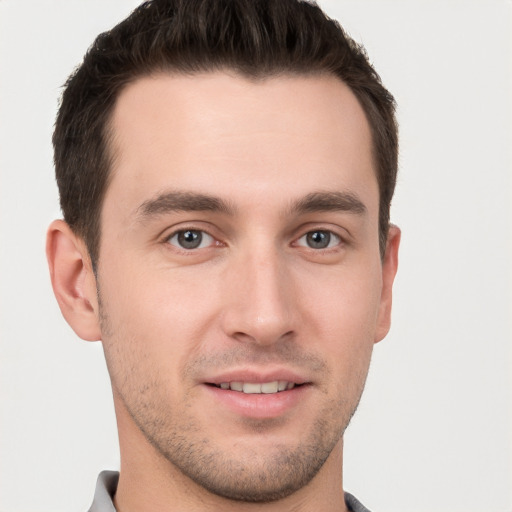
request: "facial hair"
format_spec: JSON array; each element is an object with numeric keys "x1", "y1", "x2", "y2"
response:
[{"x1": 99, "y1": 295, "x2": 367, "y2": 503}]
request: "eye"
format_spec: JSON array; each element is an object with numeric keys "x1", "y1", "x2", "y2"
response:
[
  {"x1": 166, "y1": 229, "x2": 214, "y2": 250},
  {"x1": 296, "y1": 230, "x2": 341, "y2": 249}
]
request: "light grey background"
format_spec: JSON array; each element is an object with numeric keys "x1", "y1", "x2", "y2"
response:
[{"x1": 1, "y1": 1, "x2": 510, "y2": 511}]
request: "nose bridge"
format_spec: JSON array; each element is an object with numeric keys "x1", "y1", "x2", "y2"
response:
[{"x1": 224, "y1": 239, "x2": 295, "y2": 345}]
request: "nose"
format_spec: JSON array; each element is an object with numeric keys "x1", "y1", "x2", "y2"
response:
[{"x1": 221, "y1": 246, "x2": 296, "y2": 346}]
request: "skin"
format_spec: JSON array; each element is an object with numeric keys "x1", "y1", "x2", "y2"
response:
[{"x1": 47, "y1": 72, "x2": 400, "y2": 512}]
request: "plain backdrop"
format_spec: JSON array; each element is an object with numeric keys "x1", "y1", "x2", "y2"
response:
[{"x1": 0, "y1": 1, "x2": 511, "y2": 511}]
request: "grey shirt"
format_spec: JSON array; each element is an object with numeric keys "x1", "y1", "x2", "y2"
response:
[{"x1": 88, "y1": 471, "x2": 372, "y2": 512}]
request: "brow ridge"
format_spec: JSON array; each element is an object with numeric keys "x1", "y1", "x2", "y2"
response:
[
  {"x1": 136, "y1": 190, "x2": 236, "y2": 219},
  {"x1": 290, "y1": 191, "x2": 367, "y2": 215},
  {"x1": 136, "y1": 189, "x2": 366, "y2": 222}
]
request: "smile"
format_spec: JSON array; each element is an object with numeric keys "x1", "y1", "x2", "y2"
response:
[
  {"x1": 214, "y1": 381, "x2": 297, "y2": 394},
  {"x1": 205, "y1": 377, "x2": 311, "y2": 418}
]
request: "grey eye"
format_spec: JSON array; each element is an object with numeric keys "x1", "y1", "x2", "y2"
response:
[
  {"x1": 167, "y1": 230, "x2": 214, "y2": 250},
  {"x1": 297, "y1": 230, "x2": 341, "y2": 249}
]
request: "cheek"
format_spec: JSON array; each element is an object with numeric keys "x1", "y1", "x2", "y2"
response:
[
  {"x1": 97, "y1": 262, "x2": 221, "y2": 379},
  {"x1": 300, "y1": 261, "x2": 382, "y2": 378},
  {"x1": 317, "y1": 287, "x2": 378, "y2": 411},
  {"x1": 303, "y1": 259, "x2": 382, "y2": 337}
]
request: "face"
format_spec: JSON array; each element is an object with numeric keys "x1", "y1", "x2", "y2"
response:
[{"x1": 95, "y1": 72, "x2": 397, "y2": 501}]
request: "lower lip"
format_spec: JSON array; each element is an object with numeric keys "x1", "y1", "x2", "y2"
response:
[{"x1": 203, "y1": 384, "x2": 310, "y2": 419}]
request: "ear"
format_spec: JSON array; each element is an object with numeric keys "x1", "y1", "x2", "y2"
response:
[
  {"x1": 46, "y1": 220, "x2": 101, "y2": 341},
  {"x1": 374, "y1": 225, "x2": 401, "y2": 343}
]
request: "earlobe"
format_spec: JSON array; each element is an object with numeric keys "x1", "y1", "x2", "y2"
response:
[
  {"x1": 374, "y1": 224, "x2": 401, "y2": 343},
  {"x1": 46, "y1": 220, "x2": 102, "y2": 341}
]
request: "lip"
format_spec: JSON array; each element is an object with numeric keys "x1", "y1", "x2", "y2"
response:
[
  {"x1": 203, "y1": 383, "x2": 311, "y2": 419},
  {"x1": 203, "y1": 367, "x2": 310, "y2": 386},
  {"x1": 200, "y1": 367, "x2": 312, "y2": 419}
]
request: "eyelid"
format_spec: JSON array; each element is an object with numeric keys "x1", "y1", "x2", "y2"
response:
[
  {"x1": 292, "y1": 220, "x2": 349, "y2": 242},
  {"x1": 159, "y1": 222, "x2": 224, "y2": 251}
]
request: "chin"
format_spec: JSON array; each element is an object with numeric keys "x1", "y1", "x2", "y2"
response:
[{"x1": 173, "y1": 443, "x2": 331, "y2": 503}]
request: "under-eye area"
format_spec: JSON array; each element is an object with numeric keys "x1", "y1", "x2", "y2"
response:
[{"x1": 207, "y1": 381, "x2": 309, "y2": 394}]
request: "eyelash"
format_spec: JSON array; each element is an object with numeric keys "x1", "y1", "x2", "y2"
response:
[{"x1": 163, "y1": 226, "x2": 345, "y2": 253}]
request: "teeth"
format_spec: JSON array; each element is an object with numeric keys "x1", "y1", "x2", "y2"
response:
[
  {"x1": 230, "y1": 381, "x2": 243, "y2": 392},
  {"x1": 261, "y1": 381, "x2": 278, "y2": 394},
  {"x1": 217, "y1": 381, "x2": 297, "y2": 394},
  {"x1": 243, "y1": 382, "x2": 263, "y2": 394},
  {"x1": 278, "y1": 380, "x2": 288, "y2": 391}
]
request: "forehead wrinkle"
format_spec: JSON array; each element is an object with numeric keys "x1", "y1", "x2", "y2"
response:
[
  {"x1": 135, "y1": 190, "x2": 237, "y2": 221},
  {"x1": 287, "y1": 191, "x2": 367, "y2": 217}
]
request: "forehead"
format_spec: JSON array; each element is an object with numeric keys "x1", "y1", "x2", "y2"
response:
[{"x1": 105, "y1": 71, "x2": 376, "y2": 219}]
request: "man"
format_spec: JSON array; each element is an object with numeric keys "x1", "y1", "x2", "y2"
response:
[{"x1": 46, "y1": 0, "x2": 400, "y2": 511}]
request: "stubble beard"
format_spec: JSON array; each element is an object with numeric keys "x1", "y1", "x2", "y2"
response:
[
  {"x1": 114, "y1": 365, "x2": 363, "y2": 504},
  {"x1": 122, "y1": 391, "x2": 356, "y2": 503},
  {"x1": 98, "y1": 295, "x2": 366, "y2": 504}
]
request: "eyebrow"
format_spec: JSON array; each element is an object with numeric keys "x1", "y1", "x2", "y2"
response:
[
  {"x1": 135, "y1": 189, "x2": 366, "y2": 221},
  {"x1": 289, "y1": 191, "x2": 367, "y2": 216},
  {"x1": 136, "y1": 190, "x2": 236, "y2": 220}
]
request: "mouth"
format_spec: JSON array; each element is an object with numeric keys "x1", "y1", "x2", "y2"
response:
[
  {"x1": 210, "y1": 381, "x2": 301, "y2": 394},
  {"x1": 203, "y1": 376, "x2": 311, "y2": 419}
]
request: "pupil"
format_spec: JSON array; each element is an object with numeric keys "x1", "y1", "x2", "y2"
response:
[
  {"x1": 178, "y1": 230, "x2": 202, "y2": 249},
  {"x1": 307, "y1": 231, "x2": 330, "y2": 249}
]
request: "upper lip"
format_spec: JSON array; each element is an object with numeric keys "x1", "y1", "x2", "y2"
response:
[{"x1": 202, "y1": 367, "x2": 310, "y2": 386}]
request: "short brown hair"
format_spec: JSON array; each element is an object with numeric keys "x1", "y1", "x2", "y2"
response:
[{"x1": 53, "y1": 0, "x2": 398, "y2": 266}]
